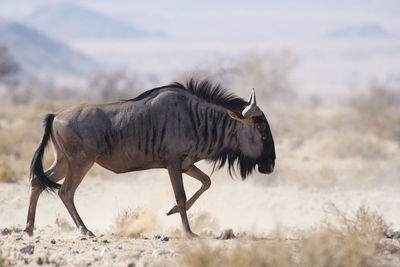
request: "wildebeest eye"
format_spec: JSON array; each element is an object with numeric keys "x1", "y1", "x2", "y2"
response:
[{"x1": 256, "y1": 123, "x2": 266, "y2": 131}]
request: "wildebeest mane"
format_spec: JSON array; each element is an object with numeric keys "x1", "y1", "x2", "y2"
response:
[
  {"x1": 209, "y1": 149, "x2": 257, "y2": 180},
  {"x1": 127, "y1": 78, "x2": 247, "y2": 112}
]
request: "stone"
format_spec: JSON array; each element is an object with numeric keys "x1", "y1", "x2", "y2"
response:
[
  {"x1": 1, "y1": 228, "x2": 12, "y2": 235},
  {"x1": 20, "y1": 245, "x2": 35, "y2": 255},
  {"x1": 160, "y1": 236, "x2": 169, "y2": 242},
  {"x1": 99, "y1": 247, "x2": 111, "y2": 256},
  {"x1": 218, "y1": 229, "x2": 236, "y2": 240}
]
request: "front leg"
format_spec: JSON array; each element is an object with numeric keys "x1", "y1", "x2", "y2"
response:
[
  {"x1": 166, "y1": 165, "x2": 210, "y2": 215},
  {"x1": 166, "y1": 160, "x2": 196, "y2": 237}
]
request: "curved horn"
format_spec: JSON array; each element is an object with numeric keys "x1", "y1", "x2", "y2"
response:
[
  {"x1": 248, "y1": 88, "x2": 256, "y2": 105},
  {"x1": 242, "y1": 89, "x2": 258, "y2": 118}
]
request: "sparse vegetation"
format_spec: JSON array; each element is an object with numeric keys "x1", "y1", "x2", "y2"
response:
[
  {"x1": 0, "y1": 158, "x2": 16, "y2": 182},
  {"x1": 180, "y1": 205, "x2": 392, "y2": 267},
  {"x1": 0, "y1": 248, "x2": 5, "y2": 267},
  {"x1": 349, "y1": 81, "x2": 400, "y2": 142},
  {"x1": 0, "y1": 54, "x2": 399, "y2": 266},
  {"x1": 114, "y1": 207, "x2": 154, "y2": 237}
]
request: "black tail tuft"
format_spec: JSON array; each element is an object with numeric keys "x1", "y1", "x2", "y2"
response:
[{"x1": 30, "y1": 114, "x2": 62, "y2": 192}]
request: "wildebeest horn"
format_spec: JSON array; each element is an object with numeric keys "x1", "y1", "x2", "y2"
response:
[
  {"x1": 242, "y1": 89, "x2": 262, "y2": 118},
  {"x1": 248, "y1": 88, "x2": 256, "y2": 105}
]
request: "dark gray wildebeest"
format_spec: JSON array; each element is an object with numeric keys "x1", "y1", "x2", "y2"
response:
[{"x1": 25, "y1": 79, "x2": 275, "y2": 237}]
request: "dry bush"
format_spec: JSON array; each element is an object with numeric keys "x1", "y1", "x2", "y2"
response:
[
  {"x1": 114, "y1": 207, "x2": 154, "y2": 237},
  {"x1": 298, "y1": 203, "x2": 389, "y2": 267},
  {"x1": 0, "y1": 101, "x2": 75, "y2": 183},
  {"x1": 86, "y1": 69, "x2": 151, "y2": 103},
  {"x1": 0, "y1": 249, "x2": 7, "y2": 267},
  {"x1": 349, "y1": 81, "x2": 400, "y2": 142},
  {"x1": 180, "y1": 240, "x2": 294, "y2": 267},
  {"x1": 316, "y1": 131, "x2": 389, "y2": 160},
  {"x1": 55, "y1": 213, "x2": 74, "y2": 232},
  {"x1": 188, "y1": 211, "x2": 220, "y2": 235},
  {"x1": 177, "y1": 51, "x2": 298, "y2": 106},
  {"x1": 0, "y1": 158, "x2": 17, "y2": 182},
  {"x1": 179, "y1": 205, "x2": 390, "y2": 267}
]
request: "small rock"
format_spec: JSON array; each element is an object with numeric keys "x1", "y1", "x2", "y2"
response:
[
  {"x1": 99, "y1": 247, "x2": 111, "y2": 256},
  {"x1": 1, "y1": 228, "x2": 12, "y2": 235},
  {"x1": 92, "y1": 239, "x2": 98, "y2": 242},
  {"x1": 380, "y1": 239, "x2": 400, "y2": 254},
  {"x1": 154, "y1": 234, "x2": 161, "y2": 239},
  {"x1": 37, "y1": 257, "x2": 43, "y2": 265},
  {"x1": 218, "y1": 229, "x2": 236, "y2": 240},
  {"x1": 80, "y1": 237, "x2": 87, "y2": 241},
  {"x1": 101, "y1": 239, "x2": 109, "y2": 243},
  {"x1": 51, "y1": 239, "x2": 56, "y2": 244},
  {"x1": 236, "y1": 232, "x2": 248, "y2": 239},
  {"x1": 20, "y1": 245, "x2": 35, "y2": 255},
  {"x1": 152, "y1": 249, "x2": 173, "y2": 257},
  {"x1": 160, "y1": 236, "x2": 169, "y2": 242}
]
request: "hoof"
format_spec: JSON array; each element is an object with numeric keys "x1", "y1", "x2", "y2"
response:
[
  {"x1": 186, "y1": 231, "x2": 199, "y2": 238},
  {"x1": 165, "y1": 203, "x2": 179, "y2": 216},
  {"x1": 23, "y1": 227, "x2": 34, "y2": 237},
  {"x1": 80, "y1": 228, "x2": 95, "y2": 238}
]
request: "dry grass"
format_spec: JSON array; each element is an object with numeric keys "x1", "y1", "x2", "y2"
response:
[
  {"x1": 0, "y1": 158, "x2": 17, "y2": 182},
  {"x1": 114, "y1": 207, "x2": 154, "y2": 237},
  {"x1": 0, "y1": 249, "x2": 5, "y2": 267},
  {"x1": 181, "y1": 240, "x2": 294, "y2": 267},
  {"x1": 298, "y1": 203, "x2": 389, "y2": 267},
  {"x1": 0, "y1": 100, "x2": 77, "y2": 183},
  {"x1": 349, "y1": 83, "x2": 400, "y2": 142},
  {"x1": 179, "y1": 205, "x2": 391, "y2": 267}
]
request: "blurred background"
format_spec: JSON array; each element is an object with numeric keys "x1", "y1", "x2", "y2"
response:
[
  {"x1": 0, "y1": 0, "x2": 399, "y2": 234},
  {"x1": 0, "y1": 0, "x2": 399, "y2": 104}
]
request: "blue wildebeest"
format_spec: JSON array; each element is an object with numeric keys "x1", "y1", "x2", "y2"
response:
[{"x1": 25, "y1": 79, "x2": 275, "y2": 237}]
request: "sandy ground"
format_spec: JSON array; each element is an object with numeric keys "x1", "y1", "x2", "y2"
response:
[{"x1": 1, "y1": 160, "x2": 400, "y2": 266}]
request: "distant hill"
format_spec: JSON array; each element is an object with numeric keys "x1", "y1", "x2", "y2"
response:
[
  {"x1": 27, "y1": 3, "x2": 158, "y2": 41},
  {"x1": 0, "y1": 21, "x2": 96, "y2": 77},
  {"x1": 327, "y1": 24, "x2": 393, "y2": 39}
]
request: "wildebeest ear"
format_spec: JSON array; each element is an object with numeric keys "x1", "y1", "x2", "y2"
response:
[{"x1": 227, "y1": 109, "x2": 244, "y2": 120}]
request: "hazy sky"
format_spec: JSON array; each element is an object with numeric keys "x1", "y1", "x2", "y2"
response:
[
  {"x1": 0, "y1": 0, "x2": 398, "y2": 97},
  {"x1": 1, "y1": 0, "x2": 399, "y2": 41}
]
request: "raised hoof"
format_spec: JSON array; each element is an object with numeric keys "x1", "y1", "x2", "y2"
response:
[{"x1": 165, "y1": 203, "x2": 179, "y2": 216}]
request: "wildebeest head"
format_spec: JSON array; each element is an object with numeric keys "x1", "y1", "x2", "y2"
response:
[{"x1": 227, "y1": 89, "x2": 275, "y2": 176}]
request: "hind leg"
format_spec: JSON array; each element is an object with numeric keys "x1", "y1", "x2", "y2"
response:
[
  {"x1": 24, "y1": 156, "x2": 68, "y2": 236},
  {"x1": 58, "y1": 159, "x2": 94, "y2": 237}
]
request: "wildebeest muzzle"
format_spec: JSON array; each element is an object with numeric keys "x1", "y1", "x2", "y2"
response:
[{"x1": 258, "y1": 160, "x2": 275, "y2": 174}]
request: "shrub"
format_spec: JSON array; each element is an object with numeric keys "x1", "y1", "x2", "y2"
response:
[
  {"x1": 114, "y1": 207, "x2": 153, "y2": 237},
  {"x1": 179, "y1": 205, "x2": 390, "y2": 267},
  {"x1": 0, "y1": 158, "x2": 16, "y2": 182}
]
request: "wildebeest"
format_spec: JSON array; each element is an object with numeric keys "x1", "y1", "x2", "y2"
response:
[{"x1": 25, "y1": 79, "x2": 275, "y2": 237}]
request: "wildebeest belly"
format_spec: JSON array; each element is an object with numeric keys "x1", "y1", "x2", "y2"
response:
[{"x1": 94, "y1": 154, "x2": 166, "y2": 173}]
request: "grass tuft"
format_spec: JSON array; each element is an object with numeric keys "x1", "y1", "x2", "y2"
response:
[
  {"x1": 180, "y1": 204, "x2": 391, "y2": 267},
  {"x1": 114, "y1": 207, "x2": 153, "y2": 238}
]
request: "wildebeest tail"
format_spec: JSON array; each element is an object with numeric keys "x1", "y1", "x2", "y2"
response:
[{"x1": 30, "y1": 114, "x2": 62, "y2": 191}]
